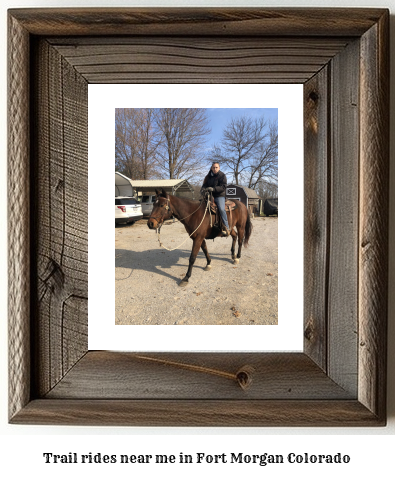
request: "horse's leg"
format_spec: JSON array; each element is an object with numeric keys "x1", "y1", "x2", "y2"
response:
[
  {"x1": 179, "y1": 237, "x2": 203, "y2": 287},
  {"x1": 234, "y1": 216, "x2": 246, "y2": 263},
  {"x1": 230, "y1": 229, "x2": 238, "y2": 263},
  {"x1": 201, "y1": 239, "x2": 212, "y2": 271}
]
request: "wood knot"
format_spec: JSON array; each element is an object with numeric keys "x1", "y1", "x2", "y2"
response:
[
  {"x1": 55, "y1": 178, "x2": 65, "y2": 192},
  {"x1": 308, "y1": 91, "x2": 319, "y2": 103},
  {"x1": 304, "y1": 321, "x2": 314, "y2": 341},
  {"x1": 304, "y1": 319, "x2": 314, "y2": 340},
  {"x1": 236, "y1": 365, "x2": 254, "y2": 390},
  {"x1": 43, "y1": 258, "x2": 65, "y2": 289}
]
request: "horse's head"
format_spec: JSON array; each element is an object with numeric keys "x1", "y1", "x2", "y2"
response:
[{"x1": 147, "y1": 189, "x2": 173, "y2": 230}]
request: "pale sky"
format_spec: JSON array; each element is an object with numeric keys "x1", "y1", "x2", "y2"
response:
[{"x1": 205, "y1": 108, "x2": 278, "y2": 148}]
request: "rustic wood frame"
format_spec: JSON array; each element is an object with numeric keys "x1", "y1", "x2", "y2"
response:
[{"x1": 8, "y1": 8, "x2": 389, "y2": 426}]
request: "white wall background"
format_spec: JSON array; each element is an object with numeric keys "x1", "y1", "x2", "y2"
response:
[{"x1": 1, "y1": 0, "x2": 394, "y2": 476}]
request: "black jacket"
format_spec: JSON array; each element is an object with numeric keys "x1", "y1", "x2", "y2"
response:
[{"x1": 202, "y1": 170, "x2": 227, "y2": 197}]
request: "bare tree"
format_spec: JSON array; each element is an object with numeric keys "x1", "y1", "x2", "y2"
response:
[
  {"x1": 154, "y1": 108, "x2": 211, "y2": 180},
  {"x1": 246, "y1": 121, "x2": 278, "y2": 189},
  {"x1": 135, "y1": 109, "x2": 161, "y2": 179},
  {"x1": 211, "y1": 115, "x2": 278, "y2": 189},
  {"x1": 115, "y1": 108, "x2": 160, "y2": 179},
  {"x1": 258, "y1": 178, "x2": 278, "y2": 202},
  {"x1": 115, "y1": 108, "x2": 137, "y2": 178}
]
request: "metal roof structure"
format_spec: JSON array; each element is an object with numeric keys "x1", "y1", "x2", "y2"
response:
[
  {"x1": 115, "y1": 173, "x2": 194, "y2": 197},
  {"x1": 131, "y1": 179, "x2": 194, "y2": 196},
  {"x1": 115, "y1": 172, "x2": 134, "y2": 196},
  {"x1": 243, "y1": 186, "x2": 262, "y2": 199}
]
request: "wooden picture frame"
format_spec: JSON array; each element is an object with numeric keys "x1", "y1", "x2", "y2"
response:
[{"x1": 8, "y1": 8, "x2": 389, "y2": 426}]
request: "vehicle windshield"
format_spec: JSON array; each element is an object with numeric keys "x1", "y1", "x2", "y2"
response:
[{"x1": 115, "y1": 198, "x2": 138, "y2": 205}]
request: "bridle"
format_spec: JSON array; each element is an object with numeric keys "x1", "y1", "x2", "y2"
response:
[
  {"x1": 149, "y1": 194, "x2": 212, "y2": 252},
  {"x1": 148, "y1": 195, "x2": 205, "y2": 229},
  {"x1": 148, "y1": 197, "x2": 174, "y2": 226}
]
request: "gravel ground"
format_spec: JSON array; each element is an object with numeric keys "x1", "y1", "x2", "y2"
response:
[{"x1": 115, "y1": 216, "x2": 278, "y2": 325}]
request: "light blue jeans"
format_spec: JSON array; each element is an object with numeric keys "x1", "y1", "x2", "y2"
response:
[{"x1": 214, "y1": 196, "x2": 229, "y2": 229}]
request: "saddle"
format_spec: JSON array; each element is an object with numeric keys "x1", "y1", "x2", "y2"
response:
[
  {"x1": 209, "y1": 198, "x2": 237, "y2": 213},
  {"x1": 209, "y1": 197, "x2": 237, "y2": 229}
]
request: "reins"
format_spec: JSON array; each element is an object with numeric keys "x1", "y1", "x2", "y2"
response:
[{"x1": 154, "y1": 196, "x2": 212, "y2": 251}]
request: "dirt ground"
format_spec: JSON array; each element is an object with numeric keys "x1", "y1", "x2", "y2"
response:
[{"x1": 115, "y1": 216, "x2": 278, "y2": 325}]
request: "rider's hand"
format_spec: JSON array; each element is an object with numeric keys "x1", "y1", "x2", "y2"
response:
[{"x1": 206, "y1": 187, "x2": 214, "y2": 192}]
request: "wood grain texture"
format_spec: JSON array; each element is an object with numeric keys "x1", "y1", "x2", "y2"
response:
[
  {"x1": 8, "y1": 12, "x2": 31, "y2": 421},
  {"x1": 30, "y1": 39, "x2": 88, "y2": 397},
  {"x1": 327, "y1": 39, "x2": 360, "y2": 396},
  {"x1": 45, "y1": 352, "x2": 354, "y2": 400},
  {"x1": 7, "y1": 8, "x2": 389, "y2": 426},
  {"x1": 8, "y1": 8, "x2": 387, "y2": 37},
  {"x1": 49, "y1": 37, "x2": 350, "y2": 84},
  {"x1": 303, "y1": 67, "x2": 329, "y2": 370},
  {"x1": 358, "y1": 12, "x2": 389, "y2": 421},
  {"x1": 11, "y1": 399, "x2": 384, "y2": 427}
]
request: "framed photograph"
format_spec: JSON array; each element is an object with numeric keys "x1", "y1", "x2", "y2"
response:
[
  {"x1": 8, "y1": 8, "x2": 389, "y2": 426},
  {"x1": 90, "y1": 84, "x2": 302, "y2": 349}
]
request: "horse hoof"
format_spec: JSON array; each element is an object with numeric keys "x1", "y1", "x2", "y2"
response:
[
  {"x1": 233, "y1": 259, "x2": 239, "y2": 264},
  {"x1": 204, "y1": 265, "x2": 212, "y2": 271},
  {"x1": 179, "y1": 280, "x2": 189, "y2": 287}
]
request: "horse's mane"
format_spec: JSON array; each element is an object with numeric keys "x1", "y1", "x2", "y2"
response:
[
  {"x1": 161, "y1": 193, "x2": 202, "y2": 206},
  {"x1": 177, "y1": 196, "x2": 201, "y2": 205}
]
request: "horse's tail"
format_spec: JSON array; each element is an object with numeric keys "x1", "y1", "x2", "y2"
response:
[{"x1": 243, "y1": 211, "x2": 253, "y2": 247}]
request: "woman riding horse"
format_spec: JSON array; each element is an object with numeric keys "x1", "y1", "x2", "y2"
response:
[{"x1": 201, "y1": 161, "x2": 230, "y2": 236}]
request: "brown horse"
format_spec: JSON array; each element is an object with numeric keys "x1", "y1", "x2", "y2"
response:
[{"x1": 147, "y1": 188, "x2": 253, "y2": 286}]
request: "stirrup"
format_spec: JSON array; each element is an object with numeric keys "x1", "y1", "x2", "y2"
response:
[{"x1": 221, "y1": 228, "x2": 230, "y2": 237}]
